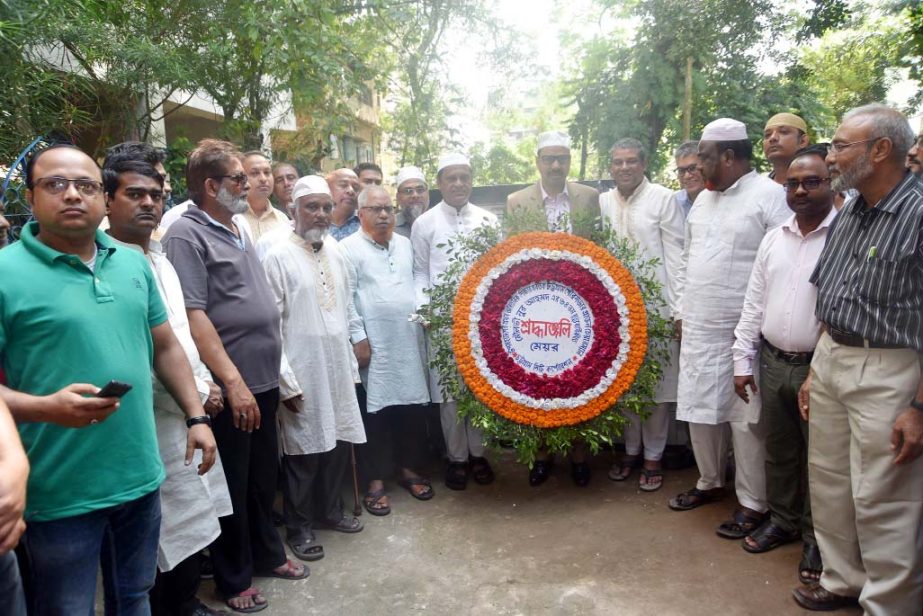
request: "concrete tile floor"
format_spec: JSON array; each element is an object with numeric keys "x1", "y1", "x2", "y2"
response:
[{"x1": 189, "y1": 449, "x2": 860, "y2": 616}]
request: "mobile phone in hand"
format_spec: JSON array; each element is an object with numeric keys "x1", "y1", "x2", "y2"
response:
[{"x1": 96, "y1": 380, "x2": 133, "y2": 398}]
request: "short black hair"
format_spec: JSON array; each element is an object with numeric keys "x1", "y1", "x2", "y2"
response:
[
  {"x1": 25, "y1": 143, "x2": 91, "y2": 188},
  {"x1": 714, "y1": 139, "x2": 753, "y2": 161},
  {"x1": 792, "y1": 142, "x2": 830, "y2": 165},
  {"x1": 102, "y1": 158, "x2": 164, "y2": 198},
  {"x1": 104, "y1": 141, "x2": 166, "y2": 168},
  {"x1": 354, "y1": 162, "x2": 382, "y2": 176}
]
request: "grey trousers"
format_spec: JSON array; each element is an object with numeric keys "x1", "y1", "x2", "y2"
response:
[
  {"x1": 760, "y1": 345, "x2": 814, "y2": 541},
  {"x1": 282, "y1": 441, "x2": 350, "y2": 543}
]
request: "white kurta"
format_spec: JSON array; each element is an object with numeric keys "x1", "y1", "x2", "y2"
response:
[
  {"x1": 339, "y1": 231, "x2": 431, "y2": 413},
  {"x1": 600, "y1": 179, "x2": 685, "y2": 403},
  {"x1": 675, "y1": 171, "x2": 789, "y2": 424},
  {"x1": 147, "y1": 242, "x2": 232, "y2": 572},
  {"x1": 261, "y1": 234, "x2": 366, "y2": 455},
  {"x1": 411, "y1": 201, "x2": 499, "y2": 403}
]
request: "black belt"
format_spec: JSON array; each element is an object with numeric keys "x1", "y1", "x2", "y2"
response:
[
  {"x1": 826, "y1": 326, "x2": 904, "y2": 350},
  {"x1": 762, "y1": 339, "x2": 814, "y2": 365}
]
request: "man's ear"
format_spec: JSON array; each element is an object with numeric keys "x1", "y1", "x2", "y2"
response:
[{"x1": 870, "y1": 138, "x2": 893, "y2": 165}]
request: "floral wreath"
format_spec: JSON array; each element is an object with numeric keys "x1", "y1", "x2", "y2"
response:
[{"x1": 453, "y1": 232, "x2": 648, "y2": 428}]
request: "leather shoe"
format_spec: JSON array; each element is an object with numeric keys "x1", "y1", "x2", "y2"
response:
[
  {"x1": 528, "y1": 460, "x2": 553, "y2": 486},
  {"x1": 571, "y1": 462, "x2": 591, "y2": 487},
  {"x1": 792, "y1": 583, "x2": 859, "y2": 611}
]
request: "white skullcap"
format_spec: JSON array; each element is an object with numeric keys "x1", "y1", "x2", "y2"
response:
[
  {"x1": 700, "y1": 118, "x2": 748, "y2": 141},
  {"x1": 437, "y1": 153, "x2": 470, "y2": 173},
  {"x1": 396, "y1": 166, "x2": 427, "y2": 188},
  {"x1": 291, "y1": 175, "x2": 331, "y2": 202},
  {"x1": 536, "y1": 131, "x2": 571, "y2": 153}
]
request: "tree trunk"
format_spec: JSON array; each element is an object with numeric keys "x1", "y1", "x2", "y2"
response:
[{"x1": 682, "y1": 56, "x2": 693, "y2": 141}]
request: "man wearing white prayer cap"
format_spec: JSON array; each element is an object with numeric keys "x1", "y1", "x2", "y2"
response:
[
  {"x1": 260, "y1": 173, "x2": 368, "y2": 559},
  {"x1": 411, "y1": 153, "x2": 499, "y2": 490},
  {"x1": 668, "y1": 118, "x2": 789, "y2": 542},
  {"x1": 506, "y1": 131, "x2": 599, "y2": 235},
  {"x1": 394, "y1": 166, "x2": 429, "y2": 238},
  {"x1": 253, "y1": 174, "x2": 332, "y2": 260}
]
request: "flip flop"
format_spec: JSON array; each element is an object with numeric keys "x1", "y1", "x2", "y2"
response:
[
  {"x1": 363, "y1": 488, "x2": 392, "y2": 516},
  {"x1": 256, "y1": 558, "x2": 308, "y2": 580},
  {"x1": 638, "y1": 467, "x2": 663, "y2": 492},
  {"x1": 224, "y1": 587, "x2": 268, "y2": 614},
  {"x1": 398, "y1": 477, "x2": 435, "y2": 501}
]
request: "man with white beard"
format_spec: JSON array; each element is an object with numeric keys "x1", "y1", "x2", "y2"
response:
[
  {"x1": 163, "y1": 139, "x2": 306, "y2": 613},
  {"x1": 261, "y1": 176, "x2": 367, "y2": 561},
  {"x1": 394, "y1": 166, "x2": 429, "y2": 238}
]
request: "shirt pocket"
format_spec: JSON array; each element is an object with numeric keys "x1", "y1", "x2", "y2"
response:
[{"x1": 855, "y1": 255, "x2": 912, "y2": 305}]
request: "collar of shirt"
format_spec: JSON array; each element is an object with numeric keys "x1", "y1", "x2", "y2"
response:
[
  {"x1": 437, "y1": 201, "x2": 470, "y2": 216},
  {"x1": 614, "y1": 177, "x2": 649, "y2": 206},
  {"x1": 19, "y1": 221, "x2": 117, "y2": 266},
  {"x1": 186, "y1": 206, "x2": 247, "y2": 250},
  {"x1": 780, "y1": 207, "x2": 838, "y2": 239},
  {"x1": 247, "y1": 203, "x2": 283, "y2": 221},
  {"x1": 359, "y1": 229, "x2": 392, "y2": 253},
  {"x1": 540, "y1": 181, "x2": 570, "y2": 202},
  {"x1": 848, "y1": 171, "x2": 917, "y2": 215}
]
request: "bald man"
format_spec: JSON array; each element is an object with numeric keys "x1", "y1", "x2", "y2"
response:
[{"x1": 326, "y1": 169, "x2": 361, "y2": 241}]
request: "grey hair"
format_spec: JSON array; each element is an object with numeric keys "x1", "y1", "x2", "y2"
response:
[
  {"x1": 357, "y1": 185, "x2": 391, "y2": 209},
  {"x1": 609, "y1": 138, "x2": 647, "y2": 163},
  {"x1": 674, "y1": 140, "x2": 699, "y2": 160},
  {"x1": 842, "y1": 103, "x2": 915, "y2": 162}
]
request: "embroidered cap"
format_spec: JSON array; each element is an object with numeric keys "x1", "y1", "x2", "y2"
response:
[{"x1": 700, "y1": 118, "x2": 748, "y2": 141}]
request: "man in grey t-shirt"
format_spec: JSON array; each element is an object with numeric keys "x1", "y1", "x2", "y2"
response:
[{"x1": 163, "y1": 139, "x2": 306, "y2": 612}]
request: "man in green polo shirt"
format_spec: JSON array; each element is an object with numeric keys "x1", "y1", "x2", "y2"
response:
[{"x1": 0, "y1": 144, "x2": 216, "y2": 616}]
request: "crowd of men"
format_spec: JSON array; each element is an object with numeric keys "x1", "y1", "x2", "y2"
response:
[{"x1": 0, "y1": 101, "x2": 920, "y2": 615}]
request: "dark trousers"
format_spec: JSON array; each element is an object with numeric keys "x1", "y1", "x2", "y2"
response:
[
  {"x1": 760, "y1": 345, "x2": 814, "y2": 541},
  {"x1": 209, "y1": 388, "x2": 286, "y2": 596},
  {"x1": 358, "y1": 402, "x2": 427, "y2": 484},
  {"x1": 282, "y1": 441, "x2": 350, "y2": 543},
  {"x1": 1, "y1": 551, "x2": 26, "y2": 616},
  {"x1": 149, "y1": 554, "x2": 200, "y2": 616}
]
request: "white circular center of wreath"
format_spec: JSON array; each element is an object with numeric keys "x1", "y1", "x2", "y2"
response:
[
  {"x1": 499, "y1": 281, "x2": 594, "y2": 378},
  {"x1": 468, "y1": 248, "x2": 632, "y2": 411}
]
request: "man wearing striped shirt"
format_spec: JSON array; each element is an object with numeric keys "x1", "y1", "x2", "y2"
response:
[{"x1": 793, "y1": 104, "x2": 923, "y2": 614}]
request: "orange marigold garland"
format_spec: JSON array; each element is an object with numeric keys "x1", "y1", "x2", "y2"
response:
[{"x1": 452, "y1": 232, "x2": 648, "y2": 428}]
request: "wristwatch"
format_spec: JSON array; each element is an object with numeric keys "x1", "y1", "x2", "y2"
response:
[
  {"x1": 911, "y1": 399, "x2": 923, "y2": 412},
  {"x1": 186, "y1": 415, "x2": 212, "y2": 428}
]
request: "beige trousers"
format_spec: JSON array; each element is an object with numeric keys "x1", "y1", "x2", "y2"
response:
[
  {"x1": 809, "y1": 332, "x2": 923, "y2": 615},
  {"x1": 440, "y1": 401, "x2": 486, "y2": 463},
  {"x1": 689, "y1": 417, "x2": 768, "y2": 513}
]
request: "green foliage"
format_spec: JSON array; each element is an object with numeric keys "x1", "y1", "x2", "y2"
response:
[
  {"x1": 468, "y1": 142, "x2": 535, "y2": 185},
  {"x1": 419, "y1": 211, "x2": 672, "y2": 466}
]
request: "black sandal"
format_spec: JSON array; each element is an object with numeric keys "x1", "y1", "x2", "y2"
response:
[
  {"x1": 398, "y1": 477, "x2": 434, "y2": 501},
  {"x1": 445, "y1": 461, "x2": 468, "y2": 490},
  {"x1": 668, "y1": 487, "x2": 724, "y2": 511},
  {"x1": 363, "y1": 488, "x2": 391, "y2": 516},
  {"x1": 716, "y1": 507, "x2": 767, "y2": 540},
  {"x1": 798, "y1": 542, "x2": 824, "y2": 584},
  {"x1": 742, "y1": 521, "x2": 799, "y2": 553},
  {"x1": 469, "y1": 456, "x2": 495, "y2": 485}
]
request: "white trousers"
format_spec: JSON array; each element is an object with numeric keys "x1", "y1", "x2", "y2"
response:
[
  {"x1": 689, "y1": 417, "x2": 768, "y2": 513},
  {"x1": 624, "y1": 402, "x2": 673, "y2": 460},
  {"x1": 440, "y1": 401, "x2": 486, "y2": 463},
  {"x1": 808, "y1": 333, "x2": 923, "y2": 615}
]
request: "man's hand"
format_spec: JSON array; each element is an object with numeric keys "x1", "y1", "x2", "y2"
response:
[
  {"x1": 734, "y1": 375, "x2": 758, "y2": 403},
  {"x1": 353, "y1": 339, "x2": 371, "y2": 369},
  {"x1": 0, "y1": 445, "x2": 28, "y2": 552},
  {"x1": 203, "y1": 381, "x2": 224, "y2": 417},
  {"x1": 226, "y1": 380, "x2": 259, "y2": 433},
  {"x1": 891, "y1": 408, "x2": 923, "y2": 465},
  {"x1": 282, "y1": 394, "x2": 303, "y2": 414},
  {"x1": 43, "y1": 383, "x2": 121, "y2": 428},
  {"x1": 798, "y1": 372, "x2": 813, "y2": 421},
  {"x1": 185, "y1": 424, "x2": 217, "y2": 475}
]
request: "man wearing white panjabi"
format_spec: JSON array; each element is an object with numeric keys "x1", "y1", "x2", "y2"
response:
[
  {"x1": 340, "y1": 186, "x2": 434, "y2": 515},
  {"x1": 668, "y1": 119, "x2": 789, "y2": 541},
  {"x1": 260, "y1": 175, "x2": 367, "y2": 562},
  {"x1": 411, "y1": 153, "x2": 499, "y2": 491},
  {"x1": 600, "y1": 137, "x2": 685, "y2": 492}
]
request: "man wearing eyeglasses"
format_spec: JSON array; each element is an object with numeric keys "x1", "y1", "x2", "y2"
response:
[
  {"x1": 260, "y1": 176, "x2": 367, "y2": 562},
  {"x1": 672, "y1": 141, "x2": 705, "y2": 220},
  {"x1": 339, "y1": 186, "x2": 433, "y2": 515},
  {"x1": 907, "y1": 133, "x2": 923, "y2": 178},
  {"x1": 394, "y1": 166, "x2": 429, "y2": 238},
  {"x1": 792, "y1": 104, "x2": 923, "y2": 614},
  {"x1": 163, "y1": 139, "x2": 306, "y2": 613},
  {"x1": 763, "y1": 113, "x2": 810, "y2": 186},
  {"x1": 732, "y1": 144, "x2": 836, "y2": 589},
  {"x1": 0, "y1": 143, "x2": 214, "y2": 615},
  {"x1": 506, "y1": 131, "x2": 599, "y2": 235}
]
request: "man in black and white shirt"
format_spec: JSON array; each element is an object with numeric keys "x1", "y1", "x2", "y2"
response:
[{"x1": 794, "y1": 103, "x2": 923, "y2": 614}]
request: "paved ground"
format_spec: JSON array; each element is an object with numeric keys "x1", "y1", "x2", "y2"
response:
[{"x1": 192, "y1": 450, "x2": 859, "y2": 616}]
